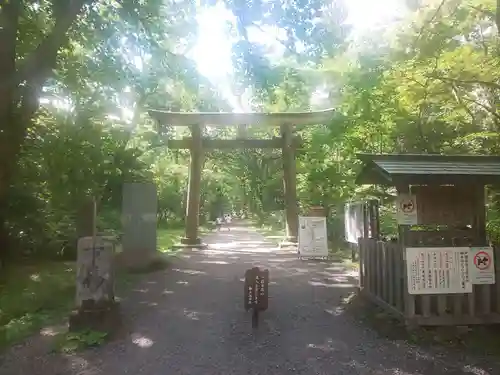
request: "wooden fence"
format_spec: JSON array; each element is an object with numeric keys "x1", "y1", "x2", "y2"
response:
[{"x1": 359, "y1": 238, "x2": 500, "y2": 326}]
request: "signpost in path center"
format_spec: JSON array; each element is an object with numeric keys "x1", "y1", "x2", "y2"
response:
[{"x1": 244, "y1": 267, "x2": 269, "y2": 328}]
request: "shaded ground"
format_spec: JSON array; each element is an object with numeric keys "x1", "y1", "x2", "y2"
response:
[
  {"x1": 2, "y1": 223, "x2": 500, "y2": 375},
  {"x1": 0, "y1": 228, "x2": 183, "y2": 350}
]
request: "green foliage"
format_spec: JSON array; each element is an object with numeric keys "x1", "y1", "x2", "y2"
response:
[
  {"x1": 53, "y1": 330, "x2": 108, "y2": 353},
  {"x1": 157, "y1": 228, "x2": 185, "y2": 253},
  {"x1": 4, "y1": 0, "x2": 500, "y2": 345},
  {"x1": 0, "y1": 262, "x2": 75, "y2": 348}
]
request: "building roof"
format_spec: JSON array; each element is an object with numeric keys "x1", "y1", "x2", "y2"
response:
[
  {"x1": 148, "y1": 108, "x2": 335, "y2": 126},
  {"x1": 355, "y1": 153, "x2": 500, "y2": 185}
]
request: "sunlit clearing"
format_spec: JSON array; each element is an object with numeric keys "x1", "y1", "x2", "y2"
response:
[
  {"x1": 40, "y1": 325, "x2": 66, "y2": 336},
  {"x1": 293, "y1": 268, "x2": 310, "y2": 274},
  {"x1": 309, "y1": 280, "x2": 357, "y2": 288},
  {"x1": 307, "y1": 338, "x2": 346, "y2": 352},
  {"x1": 325, "y1": 266, "x2": 349, "y2": 272},
  {"x1": 131, "y1": 333, "x2": 154, "y2": 348},
  {"x1": 267, "y1": 258, "x2": 295, "y2": 263},
  {"x1": 199, "y1": 260, "x2": 230, "y2": 265},
  {"x1": 207, "y1": 242, "x2": 278, "y2": 253},
  {"x1": 345, "y1": 270, "x2": 359, "y2": 277},
  {"x1": 342, "y1": 293, "x2": 357, "y2": 305},
  {"x1": 184, "y1": 309, "x2": 200, "y2": 320},
  {"x1": 29, "y1": 273, "x2": 41, "y2": 282},
  {"x1": 173, "y1": 268, "x2": 206, "y2": 275},
  {"x1": 325, "y1": 307, "x2": 344, "y2": 316},
  {"x1": 462, "y1": 365, "x2": 491, "y2": 375},
  {"x1": 191, "y1": 4, "x2": 234, "y2": 79},
  {"x1": 345, "y1": 0, "x2": 407, "y2": 31}
]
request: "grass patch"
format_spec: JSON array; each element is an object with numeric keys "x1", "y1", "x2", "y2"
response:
[
  {"x1": 257, "y1": 225, "x2": 285, "y2": 238},
  {"x1": 52, "y1": 329, "x2": 108, "y2": 354},
  {"x1": 0, "y1": 228, "x2": 191, "y2": 350},
  {"x1": 0, "y1": 261, "x2": 76, "y2": 350},
  {"x1": 157, "y1": 228, "x2": 184, "y2": 253},
  {"x1": 250, "y1": 216, "x2": 286, "y2": 239},
  {"x1": 157, "y1": 226, "x2": 212, "y2": 254}
]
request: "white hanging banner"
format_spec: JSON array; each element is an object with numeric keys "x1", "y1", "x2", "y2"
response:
[
  {"x1": 396, "y1": 194, "x2": 418, "y2": 225},
  {"x1": 470, "y1": 246, "x2": 495, "y2": 285},
  {"x1": 344, "y1": 203, "x2": 364, "y2": 244},
  {"x1": 298, "y1": 216, "x2": 328, "y2": 258},
  {"x1": 405, "y1": 247, "x2": 472, "y2": 295}
]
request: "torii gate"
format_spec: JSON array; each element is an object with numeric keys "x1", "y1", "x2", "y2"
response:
[{"x1": 148, "y1": 109, "x2": 335, "y2": 247}]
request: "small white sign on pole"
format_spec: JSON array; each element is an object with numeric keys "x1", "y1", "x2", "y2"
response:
[
  {"x1": 396, "y1": 194, "x2": 418, "y2": 225},
  {"x1": 469, "y1": 246, "x2": 495, "y2": 285},
  {"x1": 405, "y1": 247, "x2": 472, "y2": 295},
  {"x1": 298, "y1": 216, "x2": 328, "y2": 258}
]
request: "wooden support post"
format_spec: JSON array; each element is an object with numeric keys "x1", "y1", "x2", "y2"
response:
[
  {"x1": 281, "y1": 124, "x2": 298, "y2": 243},
  {"x1": 181, "y1": 124, "x2": 204, "y2": 246},
  {"x1": 475, "y1": 185, "x2": 487, "y2": 246}
]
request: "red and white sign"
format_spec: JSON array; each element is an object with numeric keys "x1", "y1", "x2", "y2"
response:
[
  {"x1": 470, "y1": 247, "x2": 495, "y2": 285},
  {"x1": 474, "y1": 251, "x2": 491, "y2": 270},
  {"x1": 396, "y1": 194, "x2": 418, "y2": 225}
]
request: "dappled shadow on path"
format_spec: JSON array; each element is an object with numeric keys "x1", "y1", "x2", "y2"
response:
[{"x1": 2, "y1": 225, "x2": 500, "y2": 375}]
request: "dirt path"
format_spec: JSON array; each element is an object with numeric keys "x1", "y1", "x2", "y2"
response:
[{"x1": 2, "y1": 224, "x2": 500, "y2": 375}]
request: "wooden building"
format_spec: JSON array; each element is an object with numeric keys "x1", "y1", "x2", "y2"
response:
[{"x1": 355, "y1": 153, "x2": 500, "y2": 326}]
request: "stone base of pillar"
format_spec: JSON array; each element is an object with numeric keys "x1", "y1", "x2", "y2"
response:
[
  {"x1": 279, "y1": 239, "x2": 298, "y2": 250},
  {"x1": 69, "y1": 300, "x2": 122, "y2": 335}
]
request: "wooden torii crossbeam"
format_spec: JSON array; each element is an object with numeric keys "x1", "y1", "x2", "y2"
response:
[{"x1": 148, "y1": 109, "x2": 335, "y2": 247}]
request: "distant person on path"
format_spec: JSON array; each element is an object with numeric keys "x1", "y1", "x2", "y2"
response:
[
  {"x1": 224, "y1": 213, "x2": 232, "y2": 231},
  {"x1": 215, "y1": 217, "x2": 223, "y2": 231}
]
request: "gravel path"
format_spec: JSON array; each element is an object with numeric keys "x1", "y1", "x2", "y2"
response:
[{"x1": 2, "y1": 224, "x2": 500, "y2": 375}]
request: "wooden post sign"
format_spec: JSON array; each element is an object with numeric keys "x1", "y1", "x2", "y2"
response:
[{"x1": 244, "y1": 267, "x2": 269, "y2": 328}]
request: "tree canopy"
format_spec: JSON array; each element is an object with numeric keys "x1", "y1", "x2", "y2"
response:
[{"x1": 2, "y1": 0, "x2": 500, "y2": 262}]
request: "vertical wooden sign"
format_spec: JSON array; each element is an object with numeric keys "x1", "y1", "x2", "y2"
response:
[{"x1": 244, "y1": 267, "x2": 269, "y2": 328}]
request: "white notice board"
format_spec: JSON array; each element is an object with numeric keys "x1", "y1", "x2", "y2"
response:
[
  {"x1": 405, "y1": 247, "x2": 472, "y2": 295},
  {"x1": 396, "y1": 194, "x2": 418, "y2": 225},
  {"x1": 298, "y1": 216, "x2": 328, "y2": 257},
  {"x1": 470, "y1": 246, "x2": 495, "y2": 285}
]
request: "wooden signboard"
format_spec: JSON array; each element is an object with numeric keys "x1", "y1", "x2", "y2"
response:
[
  {"x1": 412, "y1": 185, "x2": 477, "y2": 226},
  {"x1": 244, "y1": 267, "x2": 269, "y2": 328}
]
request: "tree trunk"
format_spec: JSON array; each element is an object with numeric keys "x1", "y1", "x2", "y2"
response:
[
  {"x1": 0, "y1": 103, "x2": 27, "y2": 263},
  {"x1": 0, "y1": 0, "x2": 94, "y2": 266}
]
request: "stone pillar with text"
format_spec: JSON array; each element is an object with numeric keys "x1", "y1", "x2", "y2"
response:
[
  {"x1": 121, "y1": 182, "x2": 158, "y2": 268},
  {"x1": 70, "y1": 197, "x2": 121, "y2": 334}
]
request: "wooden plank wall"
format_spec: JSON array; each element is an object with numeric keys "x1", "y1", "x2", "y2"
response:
[
  {"x1": 359, "y1": 239, "x2": 405, "y2": 319},
  {"x1": 358, "y1": 239, "x2": 500, "y2": 326}
]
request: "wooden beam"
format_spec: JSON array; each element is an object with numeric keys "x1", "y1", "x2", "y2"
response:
[
  {"x1": 166, "y1": 137, "x2": 302, "y2": 150},
  {"x1": 182, "y1": 124, "x2": 204, "y2": 246},
  {"x1": 148, "y1": 108, "x2": 335, "y2": 127}
]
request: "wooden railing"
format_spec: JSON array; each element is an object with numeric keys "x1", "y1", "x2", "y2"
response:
[{"x1": 359, "y1": 238, "x2": 500, "y2": 326}]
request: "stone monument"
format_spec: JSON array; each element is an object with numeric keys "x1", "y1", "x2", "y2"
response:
[
  {"x1": 69, "y1": 198, "x2": 121, "y2": 333},
  {"x1": 119, "y1": 182, "x2": 159, "y2": 269}
]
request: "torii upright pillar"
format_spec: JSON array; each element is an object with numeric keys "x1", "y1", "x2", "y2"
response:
[
  {"x1": 180, "y1": 124, "x2": 205, "y2": 247},
  {"x1": 281, "y1": 124, "x2": 298, "y2": 243}
]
